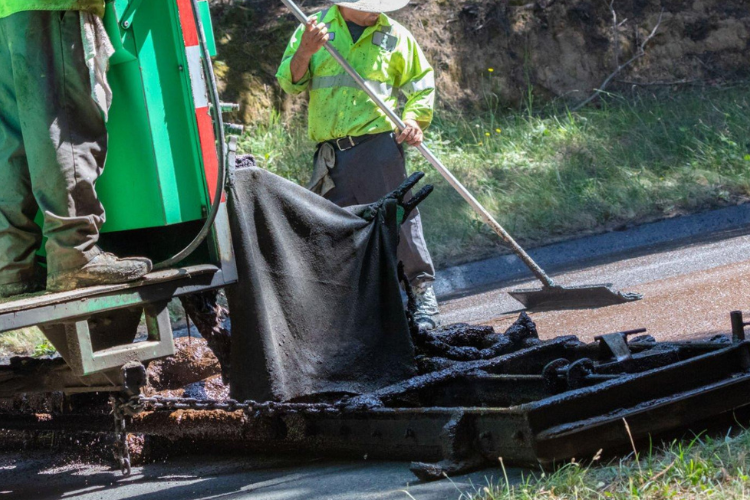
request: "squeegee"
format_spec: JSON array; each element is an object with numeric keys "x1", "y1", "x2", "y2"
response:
[{"x1": 279, "y1": 0, "x2": 642, "y2": 310}]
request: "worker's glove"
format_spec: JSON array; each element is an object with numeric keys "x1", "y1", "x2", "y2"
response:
[
  {"x1": 400, "y1": 185, "x2": 433, "y2": 223},
  {"x1": 358, "y1": 172, "x2": 434, "y2": 225}
]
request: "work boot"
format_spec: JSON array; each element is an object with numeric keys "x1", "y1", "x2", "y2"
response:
[
  {"x1": 47, "y1": 251, "x2": 153, "y2": 293},
  {"x1": 410, "y1": 282, "x2": 442, "y2": 331},
  {"x1": 0, "y1": 267, "x2": 46, "y2": 299},
  {"x1": 0, "y1": 280, "x2": 44, "y2": 299}
]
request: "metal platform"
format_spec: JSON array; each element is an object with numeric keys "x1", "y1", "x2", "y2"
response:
[
  {"x1": 0, "y1": 265, "x2": 224, "y2": 329},
  {"x1": 0, "y1": 264, "x2": 231, "y2": 396}
]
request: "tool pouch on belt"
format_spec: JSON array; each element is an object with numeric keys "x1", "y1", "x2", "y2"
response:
[{"x1": 307, "y1": 142, "x2": 336, "y2": 197}]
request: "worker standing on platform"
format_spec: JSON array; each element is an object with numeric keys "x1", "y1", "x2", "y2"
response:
[
  {"x1": 276, "y1": 0, "x2": 442, "y2": 330},
  {"x1": 0, "y1": 2, "x2": 153, "y2": 297}
]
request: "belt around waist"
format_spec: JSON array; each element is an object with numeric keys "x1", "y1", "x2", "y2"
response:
[{"x1": 323, "y1": 132, "x2": 392, "y2": 152}]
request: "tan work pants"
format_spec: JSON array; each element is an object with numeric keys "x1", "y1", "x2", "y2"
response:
[{"x1": 0, "y1": 11, "x2": 106, "y2": 286}]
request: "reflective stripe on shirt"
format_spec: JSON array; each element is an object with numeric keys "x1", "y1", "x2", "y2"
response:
[
  {"x1": 311, "y1": 74, "x2": 393, "y2": 97},
  {"x1": 401, "y1": 73, "x2": 435, "y2": 96}
]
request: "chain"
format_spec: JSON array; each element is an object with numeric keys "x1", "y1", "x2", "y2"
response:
[
  {"x1": 116, "y1": 394, "x2": 341, "y2": 417},
  {"x1": 107, "y1": 393, "x2": 347, "y2": 475},
  {"x1": 109, "y1": 396, "x2": 132, "y2": 477},
  {"x1": 119, "y1": 395, "x2": 255, "y2": 414}
]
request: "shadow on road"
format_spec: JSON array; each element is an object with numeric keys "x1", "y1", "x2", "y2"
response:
[{"x1": 0, "y1": 451, "x2": 512, "y2": 500}]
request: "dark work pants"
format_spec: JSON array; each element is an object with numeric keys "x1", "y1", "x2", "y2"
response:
[
  {"x1": 0, "y1": 11, "x2": 106, "y2": 285},
  {"x1": 322, "y1": 132, "x2": 436, "y2": 286}
]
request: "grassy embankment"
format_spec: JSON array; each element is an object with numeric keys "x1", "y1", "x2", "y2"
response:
[
  {"x1": 0, "y1": 327, "x2": 54, "y2": 358},
  {"x1": 240, "y1": 83, "x2": 750, "y2": 268},
  {"x1": 462, "y1": 426, "x2": 750, "y2": 500}
]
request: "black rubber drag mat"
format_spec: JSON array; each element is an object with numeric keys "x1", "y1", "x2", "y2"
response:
[{"x1": 226, "y1": 166, "x2": 416, "y2": 402}]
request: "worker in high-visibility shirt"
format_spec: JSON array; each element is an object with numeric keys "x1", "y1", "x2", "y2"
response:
[
  {"x1": 277, "y1": 0, "x2": 441, "y2": 330},
  {"x1": 0, "y1": 2, "x2": 152, "y2": 297}
]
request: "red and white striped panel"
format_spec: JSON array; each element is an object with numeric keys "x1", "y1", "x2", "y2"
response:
[{"x1": 176, "y1": 0, "x2": 224, "y2": 204}]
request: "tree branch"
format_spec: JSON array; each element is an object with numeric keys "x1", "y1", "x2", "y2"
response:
[
  {"x1": 610, "y1": 0, "x2": 620, "y2": 68},
  {"x1": 572, "y1": 9, "x2": 664, "y2": 111}
]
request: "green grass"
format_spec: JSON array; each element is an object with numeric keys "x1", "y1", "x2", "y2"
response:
[
  {"x1": 465, "y1": 426, "x2": 750, "y2": 500},
  {"x1": 0, "y1": 327, "x2": 51, "y2": 357},
  {"x1": 240, "y1": 83, "x2": 750, "y2": 268}
]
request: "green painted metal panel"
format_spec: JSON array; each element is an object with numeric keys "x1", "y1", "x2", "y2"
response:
[
  {"x1": 198, "y1": 1, "x2": 217, "y2": 57},
  {"x1": 95, "y1": 0, "x2": 213, "y2": 233},
  {"x1": 104, "y1": 22, "x2": 166, "y2": 228}
]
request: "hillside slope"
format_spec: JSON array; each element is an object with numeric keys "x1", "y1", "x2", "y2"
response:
[{"x1": 210, "y1": 0, "x2": 750, "y2": 123}]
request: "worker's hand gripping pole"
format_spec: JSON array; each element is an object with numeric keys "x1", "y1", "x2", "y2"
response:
[{"x1": 279, "y1": 0, "x2": 556, "y2": 288}]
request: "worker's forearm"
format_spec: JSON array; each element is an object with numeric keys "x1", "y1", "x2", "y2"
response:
[{"x1": 291, "y1": 50, "x2": 313, "y2": 84}]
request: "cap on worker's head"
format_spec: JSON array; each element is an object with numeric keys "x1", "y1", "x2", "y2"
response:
[{"x1": 331, "y1": 0, "x2": 410, "y2": 13}]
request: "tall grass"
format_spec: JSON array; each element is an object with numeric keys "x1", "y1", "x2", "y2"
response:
[
  {"x1": 468, "y1": 427, "x2": 750, "y2": 499},
  {"x1": 0, "y1": 328, "x2": 51, "y2": 357},
  {"x1": 239, "y1": 84, "x2": 750, "y2": 267}
]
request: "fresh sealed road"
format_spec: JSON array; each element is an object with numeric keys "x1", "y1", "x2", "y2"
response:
[
  {"x1": 487, "y1": 256, "x2": 750, "y2": 343},
  {"x1": 442, "y1": 219, "x2": 750, "y2": 343},
  {"x1": 3, "y1": 209, "x2": 750, "y2": 499}
]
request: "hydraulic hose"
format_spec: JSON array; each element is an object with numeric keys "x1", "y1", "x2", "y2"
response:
[{"x1": 153, "y1": 0, "x2": 228, "y2": 270}]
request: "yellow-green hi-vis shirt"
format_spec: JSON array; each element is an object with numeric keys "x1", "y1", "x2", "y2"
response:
[
  {"x1": 276, "y1": 6, "x2": 435, "y2": 144},
  {"x1": 0, "y1": 1, "x2": 105, "y2": 19}
]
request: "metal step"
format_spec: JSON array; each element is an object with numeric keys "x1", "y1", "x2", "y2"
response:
[
  {"x1": 0, "y1": 264, "x2": 228, "y2": 395},
  {"x1": 0, "y1": 265, "x2": 222, "y2": 332}
]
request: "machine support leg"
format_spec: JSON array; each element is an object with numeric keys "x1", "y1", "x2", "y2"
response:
[
  {"x1": 731, "y1": 311, "x2": 748, "y2": 342},
  {"x1": 64, "y1": 303, "x2": 175, "y2": 377},
  {"x1": 410, "y1": 411, "x2": 487, "y2": 482}
]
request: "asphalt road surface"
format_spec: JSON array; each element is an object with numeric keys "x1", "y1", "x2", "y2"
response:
[
  {"x1": 0, "y1": 452, "x2": 516, "y2": 500},
  {"x1": 3, "y1": 215, "x2": 750, "y2": 500},
  {"x1": 443, "y1": 225, "x2": 750, "y2": 342}
]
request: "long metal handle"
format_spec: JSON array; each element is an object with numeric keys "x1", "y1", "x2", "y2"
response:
[{"x1": 279, "y1": 0, "x2": 555, "y2": 288}]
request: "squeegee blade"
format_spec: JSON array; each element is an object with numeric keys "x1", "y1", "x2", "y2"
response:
[{"x1": 508, "y1": 284, "x2": 643, "y2": 311}]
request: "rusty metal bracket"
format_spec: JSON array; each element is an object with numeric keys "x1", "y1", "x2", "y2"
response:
[
  {"x1": 410, "y1": 410, "x2": 486, "y2": 481},
  {"x1": 731, "y1": 311, "x2": 749, "y2": 342},
  {"x1": 595, "y1": 328, "x2": 646, "y2": 362}
]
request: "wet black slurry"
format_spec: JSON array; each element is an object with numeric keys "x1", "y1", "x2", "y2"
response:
[
  {"x1": 411, "y1": 313, "x2": 540, "y2": 366},
  {"x1": 180, "y1": 290, "x2": 231, "y2": 384},
  {"x1": 342, "y1": 314, "x2": 560, "y2": 409},
  {"x1": 415, "y1": 356, "x2": 461, "y2": 373},
  {"x1": 429, "y1": 324, "x2": 497, "y2": 347}
]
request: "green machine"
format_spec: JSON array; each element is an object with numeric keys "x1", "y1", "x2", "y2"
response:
[
  {"x1": 100, "y1": 0, "x2": 219, "y2": 233},
  {"x1": 92, "y1": 0, "x2": 240, "y2": 270},
  {"x1": 0, "y1": 0, "x2": 238, "y2": 405}
]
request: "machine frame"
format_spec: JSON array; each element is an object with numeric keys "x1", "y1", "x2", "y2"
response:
[{"x1": 0, "y1": 0, "x2": 238, "y2": 397}]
